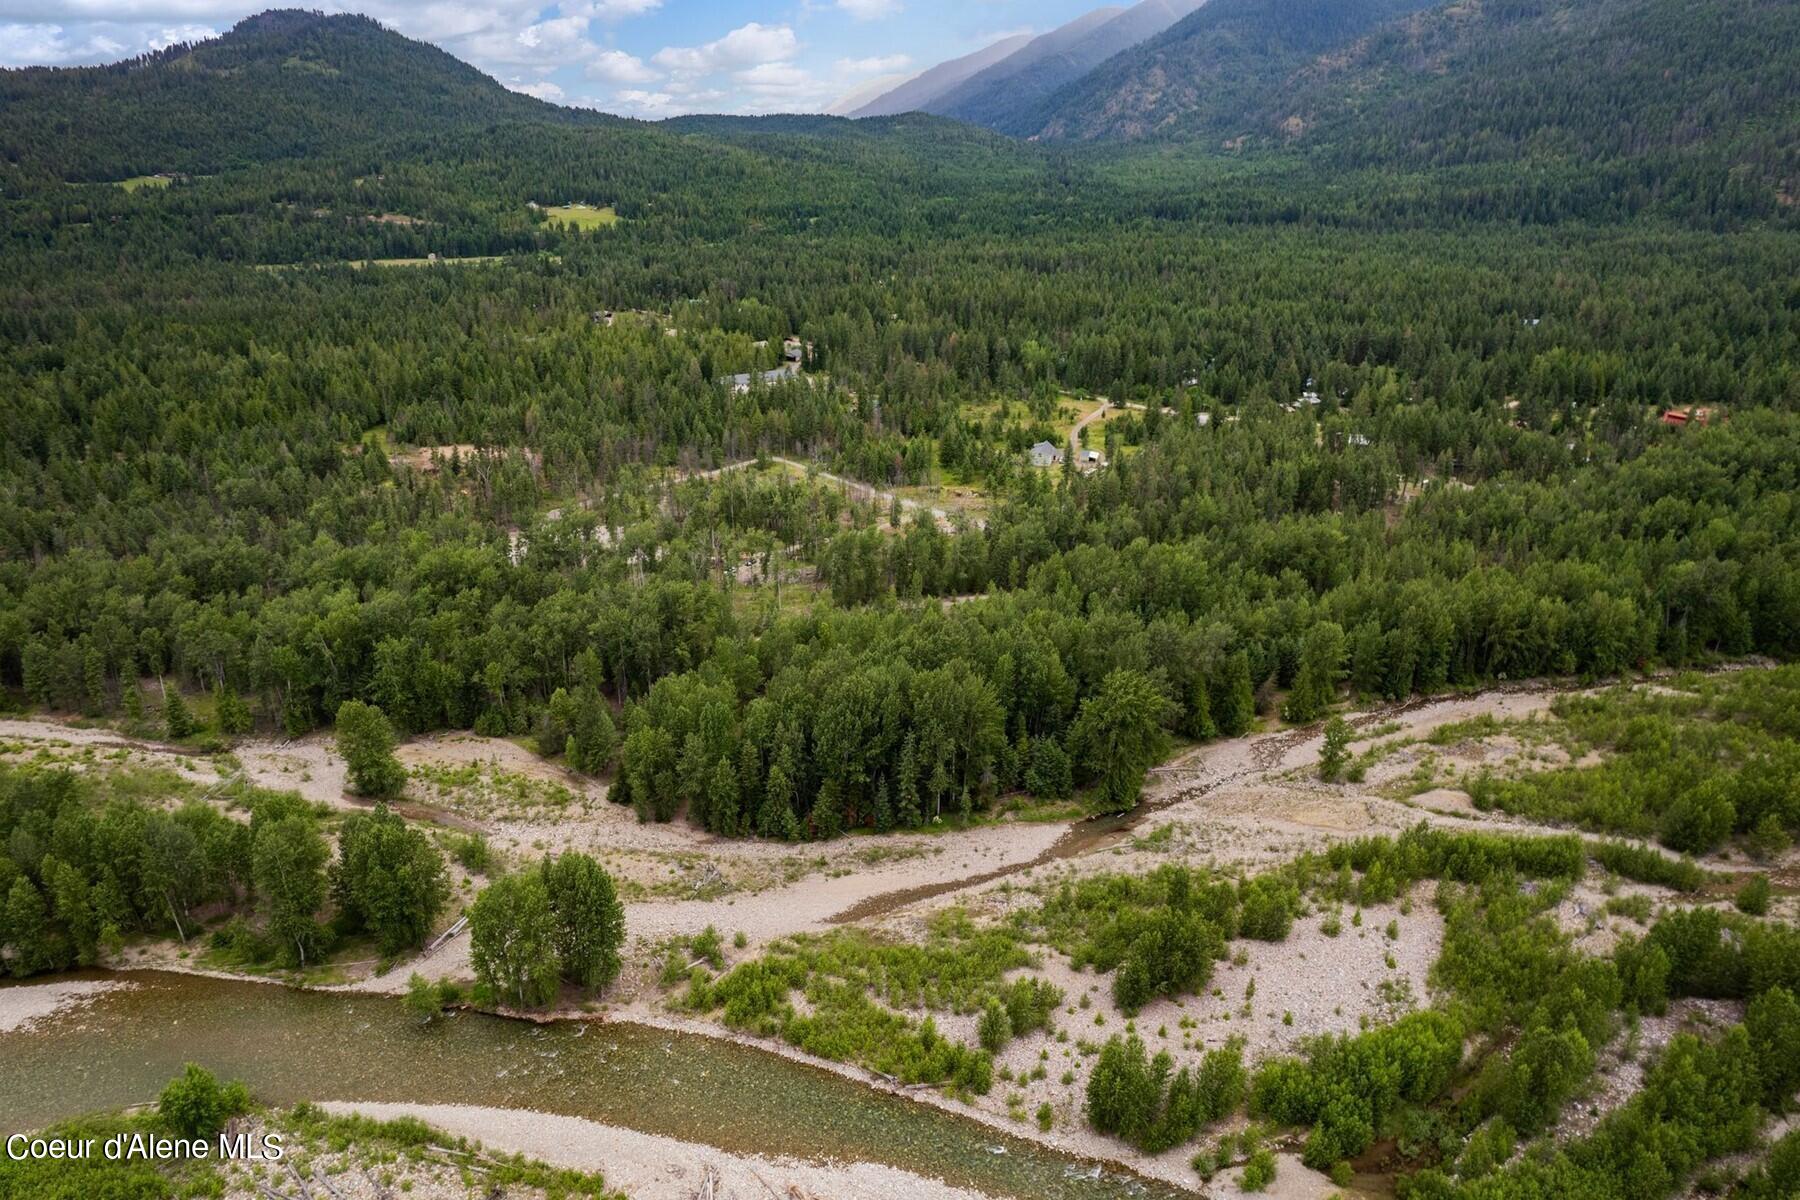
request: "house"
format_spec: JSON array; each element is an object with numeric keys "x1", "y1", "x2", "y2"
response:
[
  {"x1": 1347, "y1": 433, "x2": 1371, "y2": 447},
  {"x1": 591, "y1": 309, "x2": 615, "y2": 327},
  {"x1": 721, "y1": 362, "x2": 801, "y2": 394},
  {"x1": 1078, "y1": 448, "x2": 1105, "y2": 470},
  {"x1": 1661, "y1": 407, "x2": 1716, "y2": 427},
  {"x1": 1299, "y1": 390, "x2": 1322, "y2": 406},
  {"x1": 782, "y1": 336, "x2": 804, "y2": 363},
  {"x1": 1029, "y1": 441, "x2": 1063, "y2": 467},
  {"x1": 1195, "y1": 412, "x2": 1212, "y2": 428}
]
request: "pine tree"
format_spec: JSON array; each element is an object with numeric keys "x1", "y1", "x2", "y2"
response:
[
  {"x1": 897, "y1": 735, "x2": 922, "y2": 827},
  {"x1": 214, "y1": 684, "x2": 253, "y2": 735},
  {"x1": 162, "y1": 682, "x2": 196, "y2": 739},
  {"x1": 1212, "y1": 652, "x2": 1256, "y2": 737},
  {"x1": 82, "y1": 643, "x2": 108, "y2": 716},
  {"x1": 873, "y1": 777, "x2": 893, "y2": 831}
]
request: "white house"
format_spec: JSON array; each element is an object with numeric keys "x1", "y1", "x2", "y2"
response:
[{"x1": 1029, "y1": 441, "x2": 1063, "y2": 467}]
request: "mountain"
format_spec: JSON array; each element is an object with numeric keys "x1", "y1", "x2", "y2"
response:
[
  {"x1": 1021, "y1": 0, "x2": 1433, "y2": 142},
  {"x1": 849, "y1": 33, "x2": 1034, "y2": 118},
  {"x1": 827, "y1": 73, "x2": 912, "y2": 116},
  {"x1": 1020, "y1": 0, "x2": 1800, "y2": 188},
  {"x1": 916, "y1": 7, "x2": 1128, "y2": 118},
  {"x1": 0, "y1": 9, "x2": 606, "y2": 181},
  {"x1": 930, "y1": 0, "x2": 1210, "y2": 133}
]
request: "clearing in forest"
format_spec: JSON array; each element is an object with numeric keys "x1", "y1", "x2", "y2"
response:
[{"x1": 541, "y1": 202, "x2": 619, "y2": 230}]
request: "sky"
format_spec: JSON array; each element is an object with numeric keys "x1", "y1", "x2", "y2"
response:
[{"x1": 0, "y1": 0, "x2": 1102, "y2": 117}]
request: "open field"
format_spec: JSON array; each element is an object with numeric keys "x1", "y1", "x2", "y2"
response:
[{"x1": 540, "y1": 202, "x2": 617, "y2": 229}]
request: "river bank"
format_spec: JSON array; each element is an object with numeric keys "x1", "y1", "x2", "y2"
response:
[{"x1": 5, "y1": 665, "x2": 1781, "y2": 1200}]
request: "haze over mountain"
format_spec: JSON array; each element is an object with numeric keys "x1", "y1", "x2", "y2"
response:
[
  {"x1": 928, "y1": 0, "x2": 1209, "y2": 132},
  {"x1": 848, "y1": 33, "x2": 1034, "y2": 119}
]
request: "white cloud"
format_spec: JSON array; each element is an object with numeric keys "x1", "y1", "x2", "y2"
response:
[
  {"x1": 836, "y1": 53, "x2": 909, "y2": 74},
  {"x1": 836, "y1": 0, "x2": 900, "y2": 20},
  {"x1": 509, "y1": 79, "x2": 565, "y2": 102},
  {"x1": 0, "y1": 21, "x2": 124, "y2": 65},
  {"x1": 585, "y1": 47, "x2": 656, "y2": 84},
  {"x1": 571, "y1": 0, "x2": 661, "y2": 18},
  {"x1": 145, "y1": 22, "x2": 212, "y2": 47},
  {"x1": 462, "y1": 14, "x2": 595, "y2": 66},
  {"x1": 0, "y1": 1, "x2": 243, "y2": 19},
  {"x1": 611, "y1": 88, "x2": 686, "y2": 117},
  {"x1": 652, "y1": 21, "x2": 797, "y2": 76}
]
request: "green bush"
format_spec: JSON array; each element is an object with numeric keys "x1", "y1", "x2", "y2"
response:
[
  {"x1": 1240, "y1": 1147, "x2": 1277, "y2": 1192},
  {"x1": 977, "y1": 997, "x2": 1013, "y2": 1052},
  {"x1": 1735, "y1": 874, "x2": 1772, "y2": 916},
  {"x1": 157, "y1": 1063, "x2": 249, "y2": 1139}
]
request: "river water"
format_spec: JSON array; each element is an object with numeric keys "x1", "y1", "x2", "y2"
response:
[{"x1": 1, "y1": 971, "x2": 1185, "y2": 1199}]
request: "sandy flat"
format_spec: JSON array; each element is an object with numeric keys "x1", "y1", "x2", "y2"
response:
[
  {"x1": 314, "y1": 1100, "x2": 1001, "y2": 1200},
  {"x1": 0, "y1": 979, "x2": 130, "y2": 1033}
]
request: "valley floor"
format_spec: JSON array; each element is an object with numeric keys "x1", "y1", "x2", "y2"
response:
[{"x1": 3, "y1": 663, "x2": 1793, "y2": 1198}]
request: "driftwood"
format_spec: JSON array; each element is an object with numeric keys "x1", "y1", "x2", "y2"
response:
[
  {"x1": 255, "y1": 1184, "x2": 298, "y2": 1200},
  {"x1": 359, "y1": 1166, "x2": 393, "y2": 1200},
  {"x1": 284, "y1": 1162, "x2": 313, "y2": 1198},
  {"x1": 310, "y1": 1167, "x2": 351, "y2": 1200}
]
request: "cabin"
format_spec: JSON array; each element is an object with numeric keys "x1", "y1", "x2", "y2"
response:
[
  {"x1": 1660, "y1": 407, "x2": 1717, "y2": 427},
  {"x1": 1029, "y1": 441, "x2": 1063, "y2": 467},
  {"x1": 722, "y1": 363, "x2": 801, "y2": 394},
  {"x1": 1078, "y1": 448, "x2": 1105, "y2": 470},
  {"x1": 782, "y1": 336, "x2": 805, "y2": 363}
]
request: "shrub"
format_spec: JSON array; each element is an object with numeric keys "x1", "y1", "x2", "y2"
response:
[
  {"x1": 157, "y1": 1064, "x2": 249, "y2": 1139},
  {"x1": 1239, "y1": 874, "x2": 1299, "y2": 941},
  {"x1": 1240, "y1": 1147, "x2": 1277, "y2": 1192},
  {"x1": 978, "y1": 997, "x2": 1014, "y2": 1052},
  {"x1": 1735, "y1": 874, "x2": 1772, "y2": 916}
]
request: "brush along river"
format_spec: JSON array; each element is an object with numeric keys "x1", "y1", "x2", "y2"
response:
[{"x1": 0, "y1": 971, "x2": 1185, "y2": 1199}]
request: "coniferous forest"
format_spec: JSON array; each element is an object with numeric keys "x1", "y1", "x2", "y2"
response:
[{"x1": 2, "y1": 5, "x2": 1799, "y2": 1198}]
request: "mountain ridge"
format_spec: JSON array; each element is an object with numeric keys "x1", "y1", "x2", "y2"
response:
[
  {"x1": 931, "y1": 0, "x2": 1209, "y2": 132},
  {"x1": 0, "y1": 9, "x2": 610, "y2": 180},
  {"x1": 848, "y1": 33, "x2": 1034, "y2": 118}
]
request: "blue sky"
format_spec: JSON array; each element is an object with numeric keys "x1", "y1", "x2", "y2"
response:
[{"x1": 0, "y1": 0, "x2": 1102, "y2": 117}]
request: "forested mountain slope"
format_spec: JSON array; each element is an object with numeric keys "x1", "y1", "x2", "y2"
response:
[
  {"x1": 0, "y1": 9, "x2": 607, "y2": 181},
  {"x1": 1026, "y1": 0, "x2": 1800, "y2": 193},
  {"x1": 929, "y1": 0, "x2": 1207, "y2": 132},
  {"x1": 1023, "y1": 0, "x2": 1434, "y2": 141}
]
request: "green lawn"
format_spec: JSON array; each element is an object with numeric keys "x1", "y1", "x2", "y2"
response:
[
  {"x1": 115, "y1": 175, "x2": 172, "y2": 192},
  {"x1": 542, "y1": 203, "x2": 619, "y2": 230}
]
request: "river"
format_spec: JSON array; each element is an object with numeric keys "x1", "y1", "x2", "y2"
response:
[{"x1": 0, "y1": 971, "x2": 1186, "y2": 1199}]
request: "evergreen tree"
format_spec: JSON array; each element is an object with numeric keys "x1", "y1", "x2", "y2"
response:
[
  {"x1": 162, "y1": 683, "x2": 196, "y2": 739},
  {"x1": 214, "y1": 684, "x2": 253, "y2": 735}
]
